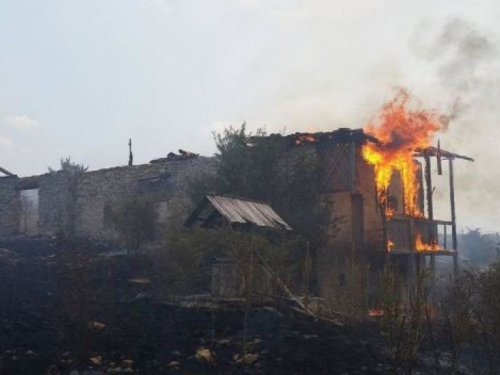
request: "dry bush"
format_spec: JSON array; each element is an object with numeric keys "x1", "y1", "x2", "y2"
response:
[
  {"x1": 435, "y1": 272, "x2": 475, "y2": 374},
  {"x1": 52, "y1": 239, "x2": 102, "y2": 361},
  {"x1": 322, "y1": 256, "x2": 369, "y2": 320},
  {"x1": 152, "y1": 224, "x2": 305, "y2": 298},
  {"x1": 380, "y1": 266, "x2": 428, "y2": 374},
  {"x1": 473, "y1": 260, "x2": 500, "y2": 374}
]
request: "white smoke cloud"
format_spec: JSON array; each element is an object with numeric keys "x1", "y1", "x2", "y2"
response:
[
  {"x1": 411, "y1": 17, "x2": 500, "y2": 232},
  {"x1": 0, "y1": 137, "x2": 14, "y2": 149},
  {"x1": 4, "y1": 115, "x2": 41, "y2": 129}
]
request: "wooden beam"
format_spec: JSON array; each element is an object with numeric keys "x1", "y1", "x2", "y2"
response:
[
  {"x1": 183, "y1": 196, "x2": 209, "y2": 228},
  {"x1": 0, "y1": 166, "x2": 15, "y2": 177},
  {"x1": 424, "y1": 152, "x2": 433, "y2": 220},
  {"x1": 449, "y1": 159, "x2": 459, "y2": 276}
]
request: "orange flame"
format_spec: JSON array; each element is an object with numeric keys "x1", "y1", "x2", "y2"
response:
[
  {"x1": 368, "y1": 309, "x2": 384, "y2": 317},
  {"x1": 295, "y1": 134, "x2": 317, "y2": 145},
  {"x1": 387, "y1": 239, "x2": 395, "y2": 252},
  {"x1": 362, "y1": 89, "x2": 445, "y2": 217},
  {"x1": 415, "y1": 232, "x2": 440, "y2": 251}
]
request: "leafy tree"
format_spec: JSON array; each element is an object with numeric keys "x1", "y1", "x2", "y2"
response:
[
  {"x1": 48, "y1": 157, "x2": 89, "y2": 173},
  {"x1": 211, "y1": 123, "x2": 333, "y2": 247},
  {"x1": 187, "y1": 123, "x2": 336, "y2": 293},
  {"x1": 109, "y1": 195, "x2": 157, "y2": 255}
]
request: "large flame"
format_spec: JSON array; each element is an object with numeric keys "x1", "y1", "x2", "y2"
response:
[
  {"x1": 414, "y1": 232, "x2": 440, "y2": 251},
  {"x1": 362, "y1": 90, "x2": 445, "y2": 216}
]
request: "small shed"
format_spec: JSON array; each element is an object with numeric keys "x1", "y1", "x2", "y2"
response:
[
  {"x1": 184, "y1": 195, "x2": 292, "y2": 230},
  {"x1": 184, "y1": 195, "x2": 292, "y2": 298}
]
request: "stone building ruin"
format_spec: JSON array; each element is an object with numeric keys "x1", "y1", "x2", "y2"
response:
[{"x1": 0, "y1": 154, "x2": 215, "y2": 242}]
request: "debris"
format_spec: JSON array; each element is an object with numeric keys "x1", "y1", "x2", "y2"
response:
[
  {"x1": 150, "y1": 150, "x2": 199, "y2": 163},
  {"x1": 25, "y1": 349, "x2": 38, "y2": 356},
  {"x1": 195, "y1": 348, "x2": 214, "y2": 363},
  {"x1": 217, "y1": 338, "x2": 231, "y2": 345},
  {"x1": 128, "y1": 278, "x2": 151, "y2": 285},
  {"x1": 166, "y1": 361, "x2": 181, "y2": 368},
  {"x1": 89, "y1": 321, "x2": 107, "y2": 332},
  {"x1": 90, "y1": 356, "x2": 103, "y2": 366},
  {"x1": 239, "y1": 353, "x2": 259, "y2": 365},
  {"x1": 122, "y1": 359, "x2": 134, "y2": 368},
  {"x1": 46, "y1": 364, "x2": 60, "y2": 375}
]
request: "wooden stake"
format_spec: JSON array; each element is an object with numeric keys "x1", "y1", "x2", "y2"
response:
[{"x1": 449, "y1": 158, "x2": 458, "y2": 276}]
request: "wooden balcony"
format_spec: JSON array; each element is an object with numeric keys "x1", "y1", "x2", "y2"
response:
[{"x1": 387, "y1": 216, "x2": 456, "y2": 256}]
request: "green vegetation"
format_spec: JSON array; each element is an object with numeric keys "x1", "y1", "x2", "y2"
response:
[
  {"x1": 48, "y1": 156, "x2": 89, "y2": 173},
  {"x1": 109, "y1": 195, "x2": 157, "y2": 255}
]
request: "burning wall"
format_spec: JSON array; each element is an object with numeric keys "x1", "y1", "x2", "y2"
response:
[
  {"x1": 283, "y1": 90, "x2": 452, "y2": 254},
  {"x1": 361, "y1": 89, "x2": 446, "y2": 218}
]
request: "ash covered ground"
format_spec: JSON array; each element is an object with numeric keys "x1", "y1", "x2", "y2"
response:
[{"x1": 0, "y1": 238, "x2": 476, "y2": 375}]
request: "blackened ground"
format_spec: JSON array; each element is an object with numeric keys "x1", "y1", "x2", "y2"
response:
[
  {"x1": 1, "y1": 300, "x2": 389, "y2": 375},
  {"x1": 0, "y1": 237, "x2": 464, "y2": 375}
]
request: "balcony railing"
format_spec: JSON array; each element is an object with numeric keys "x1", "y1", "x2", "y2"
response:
[{"x1": 387, "y1": 217, "x2": 455, "y2": 254}]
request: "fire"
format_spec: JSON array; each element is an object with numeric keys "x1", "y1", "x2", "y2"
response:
[
  {"x1": 387, "y1": 239, "x2": 395, "y2": 252},
  {"x1": 294, "y1": 134, "x2": 317, "y2": 145},
  {"x1": 368, "y1": 309, "x2": 384, "y2": 317},
  {"x1": 415, "y1": 232, "x2": 440, "y2": 251},
  {"x1": 362, "y1": 89, "x2": 445, "y2": 217}
]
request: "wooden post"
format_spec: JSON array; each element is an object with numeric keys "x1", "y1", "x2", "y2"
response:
[
  {"x1": 408, "y1": 218, "x2": 416, "y2": 280},
  {"x1": 424, "y1": 153, "x2": 436, "y2": 274},
  {"x1": 424, "y1": 153, "x2": 433, "y2": 220},
  {"x1": 449, "y1": 158, "x2": 458, "y2": 276}
]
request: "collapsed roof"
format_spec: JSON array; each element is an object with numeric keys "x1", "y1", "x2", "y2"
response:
[
  {"x1": 0, "y1": 166, "x2": 15, "y2": 177},
  {"x1": 250, "y1": 128, "x2": 379, "y2": 147},
  {"x1": 252, "y1": 127, "x2": 473, "y2": 161}
]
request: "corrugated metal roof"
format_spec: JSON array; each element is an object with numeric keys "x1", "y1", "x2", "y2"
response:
[{"x1": 206, "y1": 195, "x2": 292, "y2": 230}]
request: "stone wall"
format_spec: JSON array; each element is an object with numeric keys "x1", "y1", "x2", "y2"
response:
[
  {"x1": 74, "y1": 156, "x2": 215, "y2": 239},
  {"x1": 0, "y1": 157, "x2": 216, "y2": 240},
  {"x1": 0, "y1": 177, "x2": 20, "y2": 236}
]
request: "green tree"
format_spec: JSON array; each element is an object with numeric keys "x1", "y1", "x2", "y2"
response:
[
  {"x1": 187, "y1": 123, "x2": 335, "y2": 293},
  {"x1": 110, "y1": 195, "x2": 157, "y2": 255},
  {"x1": 207, "y1": 123, "x2": 332, "y2": 246},
  {"x1": 48, "y1": 157, "x2": 89, "y2": 173}
]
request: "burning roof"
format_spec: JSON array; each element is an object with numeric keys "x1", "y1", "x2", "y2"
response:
[{"x1": 251, "y1": 128, "x2": 379, "y2": 148}]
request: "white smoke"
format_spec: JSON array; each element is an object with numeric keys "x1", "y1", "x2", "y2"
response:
[{"x1": 411, "y1": 17, "x2": 500, "y2": 232}]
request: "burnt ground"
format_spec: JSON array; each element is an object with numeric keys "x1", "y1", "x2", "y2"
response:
[{"x1": 0, "y1": 237, "x2": 475, "y2": 375}]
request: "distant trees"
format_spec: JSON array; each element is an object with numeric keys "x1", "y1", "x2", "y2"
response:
[
  {"x1": 460, "y1": 228, "x2": 500, "y2": 267},
  {"x1": 48, "y1": 157, "x2": 88, "y2": 173}
]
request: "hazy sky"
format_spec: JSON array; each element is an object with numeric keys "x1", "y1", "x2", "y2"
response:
[{"x1": 0, "y1": 0, "x2": 499, "y2": 230}]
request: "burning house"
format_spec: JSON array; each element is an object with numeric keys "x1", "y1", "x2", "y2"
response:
[
  {"x1": 0, "y1": 91, "x2": 472, "y2": 297},
  {"x1": 253, "y1": 92, "x2": 474, "y2": 291}
]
